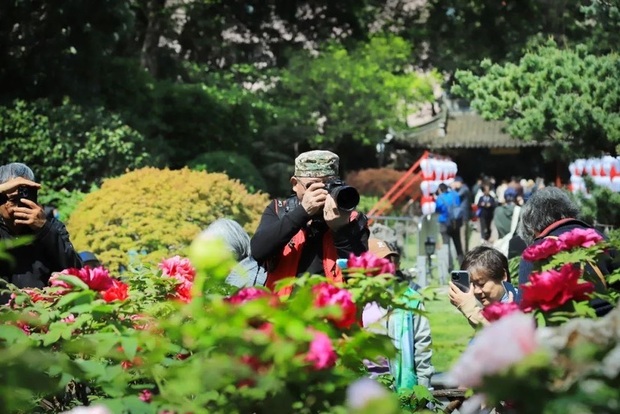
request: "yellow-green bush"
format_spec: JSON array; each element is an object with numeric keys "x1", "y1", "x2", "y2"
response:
[{"x1": 67, "y1": 168, "x2": 269, "y2": 272}]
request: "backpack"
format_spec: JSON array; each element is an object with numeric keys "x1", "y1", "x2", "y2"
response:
[{"x1": 447, "y1": 194, "x2": 463, "y2": 228}]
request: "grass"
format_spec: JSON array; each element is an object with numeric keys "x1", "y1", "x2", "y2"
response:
[{"x1": 422, "y1": 286, "x2": 474, "y2": 373}]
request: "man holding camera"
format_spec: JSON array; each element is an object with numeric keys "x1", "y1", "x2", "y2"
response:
[
  {"x1": 0, "y1": 163, "x2": 82, "y2": 295},
  {"x1": 251, "y1": 150, "x2": 369, "y2": 295}
]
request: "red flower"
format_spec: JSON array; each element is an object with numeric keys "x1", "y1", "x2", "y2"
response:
[
  {"x1": 347, "y1": 252, "x2": 395, "y2": 276},
  {"x1": 305, "y1": 330, "x2": 337, "y2": 370},
  {"x1": 558, "y1": 228, "x2": 604, "y2": 249},
  {"x1": 481, "y1": 302, "x2": 520, "y2": 322},
  {"x1": 174, "y1": 282, "x2": 193, "y2": 303},
  {"x1": 522, "y1": 237, "x2": 565, "y2": 262},
  {"x1": 312, "y1": 282, "x2": 357, "y2": 329},
  {"x1": 227, "y1": 287, "x2": 273, "y2": 305},
  {"x1": 101, "y1": 280, "x2": 129, "y2": 302},
  {"x1": 519, "y1": 263, "x2": 594, "y2": 312},
  {"x1": 22, "y1": 289, "x2": 48, "y2": 303}
]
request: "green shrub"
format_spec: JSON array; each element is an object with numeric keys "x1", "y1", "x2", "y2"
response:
[
  {"x1": 67, "y1": 168, "x2": 269, "y2": 272},
  {"x1": 0, "y1": 99, "x2": 150, "y2": 192},
  {"x1": 188, "y1": 151, "x2": 268, "y2": 193}
]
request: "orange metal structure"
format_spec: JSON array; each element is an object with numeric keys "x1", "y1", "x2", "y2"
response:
[{"x1": 367, "y1": 150, "x2": 430, "y2": 217}]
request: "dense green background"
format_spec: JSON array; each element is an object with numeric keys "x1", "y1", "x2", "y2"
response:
[{"x1": 2, "y1": 1, "x2": 618, "y2": 199}]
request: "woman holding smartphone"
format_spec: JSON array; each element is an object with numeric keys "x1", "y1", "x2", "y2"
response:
[{"x1": 448, "y1": 245, "x2": 516, "y2": 328}]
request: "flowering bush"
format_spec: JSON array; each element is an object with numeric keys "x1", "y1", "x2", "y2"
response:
[
  {"x1": 447, "y1": 228, "x2": 620, "y2": 412},
  {"x1": 0, "y1": 238, "x2": 427, "y2": 413}
]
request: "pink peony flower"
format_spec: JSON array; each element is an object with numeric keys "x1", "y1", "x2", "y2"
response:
[
  {"x1": 139, "y1": 390, "x2": 153, "y2": 403},
  {"x1": 173, "y1": 282, "x2": 193, "y2": 303},
  {"x1": 159, "y1": 255, "x2": 196, "y2": 283},
  {"x1": 481, "y1": 302, "x2": 520, "y2": 322},
  {"x1": 345, "y1": 378, "x2": 390, "y2": 410},
  {"x1": 305, "y1": 330, "x2": 337, "y2": 370},
  {"x1": 227, "y1": 287, "x2": 273, "y2": 305},
  {"x1": 312, "y1": 282, "x2": 358, "y2": 329},
  {"x1": 62, "y1": 314, "x2": 76, "y2": 324},
  {"x1": 447, "y1": 312, "x2": 538, "y2": 388},
  {"x1": 519, "y1": 263, "x2": 594, "y2": 312},
  {"x1": 522, "y1": 237, "x2": 565, "y2": 262},
  {"x1": 77, "y1": 266, "x2": 114, "y2": 291},
  {"x1": 347, "y1": 252, "x2": 395, "y2": 276},
  {"x1": 101, "y1": 280, "x2": 129, "y2": 302},
  {"x1": 558, "y1": 228, "x2": 604, "y2": 249},
  {"x1": 49, "y1": 272, "x2": 74, "y2": 290}
]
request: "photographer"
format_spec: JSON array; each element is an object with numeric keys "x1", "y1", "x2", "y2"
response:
[
  {"x1": 448, "y1": 246, "x2": 516, "y2": 329},
  {"x1": 0, "y1": 163, "x2": 82, "y2": 297},
  {"x1": 251, "y1": 150, "x2": 369, "y2": 295}
]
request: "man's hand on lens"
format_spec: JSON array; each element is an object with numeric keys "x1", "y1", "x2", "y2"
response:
[
  {"x1": 323, "y1": 194, "x2": 351, "y2": 231},
  {"x1": 13, "y1": 199, "x2": 47, "y2": 230},
  {"x1": 301, "y1": 182, "x2": 328, "y2": 216}
]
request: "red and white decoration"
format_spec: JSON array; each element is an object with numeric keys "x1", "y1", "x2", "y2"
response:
[
  {"x1": 569, "y1": 156, "x2": 620, "y2": 193},
  {"x1": 420, "y1": 158, "x2": 459, "y2": 215}
]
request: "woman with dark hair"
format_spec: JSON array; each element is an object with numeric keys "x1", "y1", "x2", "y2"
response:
[{"x1": 448, "y1": 245, "x2": 516, "y2": 328}]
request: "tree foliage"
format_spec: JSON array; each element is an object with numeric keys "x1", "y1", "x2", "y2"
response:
[
  {"x1": 67, "y1": 168, "x2": 269, "y2": 272},
  {"x1": 277, "y1": 35, "x2": 439, "y2": 147},
  {"x1": 452, "y1": 42, "x2": 620, "y2": 159},
  {"x1": 188, "y1": 150, "x2": 268, "y2": 193},
  {"x1": 0, "y1": 99, "x2": 149, "y2": 192}
]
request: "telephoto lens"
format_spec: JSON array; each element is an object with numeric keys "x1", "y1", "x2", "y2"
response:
[{"x1": 324, "y1": 179, "x2": 360, "y2": 212}]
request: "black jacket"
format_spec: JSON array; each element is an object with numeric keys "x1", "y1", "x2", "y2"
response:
[
  {"x1": 0, "y1": 218, "x2": 83, "y2": 291},
  {"x1": 251, "y1": 197, "x2": 369, "y2": 277}
]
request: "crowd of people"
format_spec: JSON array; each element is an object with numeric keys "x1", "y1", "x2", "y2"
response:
[{"x1": 0, "y1": 151, "x2": 617, "y2": 404}]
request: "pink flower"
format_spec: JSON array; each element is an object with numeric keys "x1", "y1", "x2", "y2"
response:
[
  {"x1": 139, "y1": 390, "x2": 152, "y2": 403},
  {"x1": 62, "y1": 314, "x2": 76, "y2": 324},
  {"x1": 305, "y1": 330, "x2": 337, "y2": 370},
  {"x1": 558, "y1": 228, "x2": 604, "y2": 249},
  {"x1": 447, "y1": 312, "x2": 538, "y2": 388},
  {"x1": 522, "y1": 237, "x2": 565, "y2": 262},
  {"x1": 312, "y1": 282, "x2": 358, "y2": 329},
  {"x1": 346, "y1": 378, "x2": 390, "y2": 410},
  {"x1": 227, "y1": 287, "x2": 273, "y2": 305},
  {"x1": 77, "y1": 266, "x2": 114, "y2": 291},
  {"x1": 101, "y1": 280, "x2": 129, "y2": 302},
  {"x1": 519, "y1": 263, "x2": 594, "y2": 312},
  {"x1": 347, "y1": 252, "x2": 395, "y2": 276},
  {"x1": 159, "y1": 255, "x2": 196, "y2": 284},
  {"x1": 49, "y1": 272, "x2": 74, "y2": 290},
  {"x1": 481, "y1": 302, "x2": 520, "y2": 322}
]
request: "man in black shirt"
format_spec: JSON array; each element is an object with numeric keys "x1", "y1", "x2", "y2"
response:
[
  {"x1": 251, "y1": 150, "x2": 368, "y2": 293},
  {"x1": 0, "y1": 163, "x2": 82, "y2": 297}
]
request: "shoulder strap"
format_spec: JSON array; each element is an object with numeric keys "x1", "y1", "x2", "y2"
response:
[{"x1": 509, "y1": 206, "x2": 521, "y2": 235}]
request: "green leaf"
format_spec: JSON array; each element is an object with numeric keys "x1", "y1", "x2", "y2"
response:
[
  {"x1": 53, "y1": 274, "x2": 90, "y2": 291},
  {"x1": 121, "y1": 337, "x2": 139, "y2": 361},
  {"x1": 0, "y1": 324, "x2": 28, "y2": 344},
  {"x1": 56, "y1": 290, "x2": 95, "y2": 308}
]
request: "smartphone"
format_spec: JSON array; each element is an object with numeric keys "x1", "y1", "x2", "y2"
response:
[
  {"x1": 502, "y1": 281, "x2": 517, "y2": 299},
  {"x1": 17, "y1": 185, "x2": 38, "y2": 208},
  {"x1": 451, "y1": 270, "x2": 470, "y2": 293}
]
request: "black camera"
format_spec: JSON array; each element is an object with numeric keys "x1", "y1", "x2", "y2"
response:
[
  {"x1": 17, "y1": 185, "x2": 38, "y2": 208},
  {"x1": 323, "y1": 178, "x2": 360, "y2": 212}
]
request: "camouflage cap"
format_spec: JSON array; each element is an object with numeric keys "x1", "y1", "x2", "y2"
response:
[{"x1": 294, "y1": 150, "x2": 339, "y2": 178}]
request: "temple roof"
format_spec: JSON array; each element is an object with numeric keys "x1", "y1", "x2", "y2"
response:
[{"x1": 397, "y1": 111, "x2": 546, "y2": 149}]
